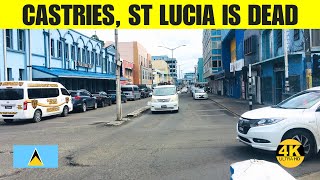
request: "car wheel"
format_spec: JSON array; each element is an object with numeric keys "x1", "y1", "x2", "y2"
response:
[
  {"x1": 32, "y1": 109, "x2": 42, "y2": 123},
  {"x1": 4, "y1": 119, "x2": 13, "y2": 123},
  {"x1": 61, "y1": 106, "x2": 69, "y2": 117},
  {"x1": 282, "y1": 130, "x2": 316, "y2": 159},
  {"x1": 81, "y1": 103, "x2": 87, "y2": 112},
  {"x1": 93, "y1": 102, "x2": 98, "y2": 109}
]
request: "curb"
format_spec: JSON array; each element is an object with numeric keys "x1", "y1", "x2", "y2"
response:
[
  {"x1": 105, "y1": 106, "x2": 150, "y2": 126},
  {"x1": 208, "y1": 97, "x2": 241, "y2": 117}
]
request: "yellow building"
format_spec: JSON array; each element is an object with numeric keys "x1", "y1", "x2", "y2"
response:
[{"x1": 151, "y1": 60, "x2": 170, "y2": 84}]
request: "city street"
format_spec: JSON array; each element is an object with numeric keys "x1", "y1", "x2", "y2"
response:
[{"x1": 0, "y1": 94, "x2": 319, "y2": 179}]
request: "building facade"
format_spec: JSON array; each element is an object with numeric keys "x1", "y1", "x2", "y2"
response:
[
  {"x1": 151, "y1": 60, "x2": 170, "y2": 84},
  {"x1": 197, "y1": 58, "x2": 205, "y2": 82},
  {"x1": 204, "y1": 29, "x2": 320, "y2": 105},
  {"x1": 202, "y1": 30, "x2": 223, "y2": 94},
  {"x1": 118, "y1": 41, "x2": 152, "y2": 85},
  {"x1": 152, "y1": 55, "x2": 177, "y2": 83},
  {"x1": 184, "y1": 72, "x2": 195, "y2": 85},
  {"x1": 1, "y1": 29, "x2": 117, "y2": 92},
  {"x1": 121, "y1": 58, "x2": 134, "y2": 85},
  {"x1": 221, "y1": 30, "x2": 244, "y2": 99}
]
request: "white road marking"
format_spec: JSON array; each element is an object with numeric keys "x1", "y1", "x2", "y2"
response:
[
  {"x1": 195, "y1": 109, "x2": 225, "y2": 111},
  {"x1": 199, "y1": 114, "x2": 226, "y2": 117}
]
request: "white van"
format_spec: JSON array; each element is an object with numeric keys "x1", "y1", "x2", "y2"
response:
[
  {"x1": 121, "y1": 85, "x2": 141, "y2": 101},
  {"x1": 150, "y1": 85, "x2": 179, "y2": 113},
  {"x1": 0, "y1": 81, "x2": 73, "y2": 123}
]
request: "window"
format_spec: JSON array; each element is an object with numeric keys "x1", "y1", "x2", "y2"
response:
[
  {"x1": 87, "y1": 50, "x2": 90, "y2": 64},
  {"x1": 61, "y1": 88, "x2": 70, "y2": 96},
  {"x1": 57, "y1": 41, "x2": 62, "y2": 58},
  {"x1": 244, "y1": 36, "x2": 256, "y2": 55},
  {"x1": 0, "y1": 89, "x2": 24, "y2": 100},
  {"x1": 7, "y1": 68, "x2": 12, "y2": 81},
  {"x1": 294, "y1": 29, "x2": 300, "y2": 41},
  {"x1": 212, "y1": 41, "x2": 221, "y2": 49},
  {"x1": 17, "y1": 29, "x2": 25, "y2": 51},
  {"x1": 71, "y1": 45, "x2": 75, "y2": 60},
  {"x1": 28, "y1": 88, "x2": 59, "y2": 99},
  {"x1": 50, "y1": 39, "x2": 55, "y2": 57},
  {"x1": 91, "y1": 52, "x2": 94, "y2": 64},
  {"x1": 276, "y1": 30, "x2": 282, "y2": 49},
  {"x1": 77, "y1": 47, "x2": 81, "y2": 61},
  {"x1": 19, "y1": 69, "x2": 24, "y2": 80},
  {"x1": 65, "y1": 43, "x2": 69, "y2": 59},
  {"x1": 6, "y1": 29, "x2": 13, "y2": 48},
  {"x1": 311, "y1": 30, "x2": 320, "y2": 47},
  {"x1": 82, "y1": 49, "x2": 86, "y2": 62}
]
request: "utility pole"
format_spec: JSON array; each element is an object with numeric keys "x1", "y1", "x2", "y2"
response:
[
  {"x1": 248, "y1": 64, "x2": 252, "y2": 110},
  {"x1": 304, "y1": 29, "x2": 312, "y2": 89},
  {"x1": 3, "y1": 30, "x2": 7, "y2": 81},
  {"x1": 283, "y1": 29, "x2": 290, "y2": 93},
  {"x1": 115, "y1": 29, "x2": 122, "y2": 121}
]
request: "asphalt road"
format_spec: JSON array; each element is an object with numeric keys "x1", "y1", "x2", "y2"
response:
[{"x1": 0, "y1": 94, "x2": 319, "y2": 179}]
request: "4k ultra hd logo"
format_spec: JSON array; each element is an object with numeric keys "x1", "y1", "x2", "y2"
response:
[
  {"x1": 13, "y1": 145, "x2": 58, "y2": 168},
  {"x1": 276, "y1": 139, "x2": 305, "y2": 168}
]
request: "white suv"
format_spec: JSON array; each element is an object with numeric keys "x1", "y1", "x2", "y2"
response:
[
  {"x1": 237, "y1": 87, "x2": 320, "y2": 159},
  {"x1": 150, "y1": 85, "x2": 179, "y2": 113}
]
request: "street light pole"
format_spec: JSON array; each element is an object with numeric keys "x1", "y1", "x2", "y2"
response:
[
  {"x1": 158, "y1": 45, "x2": 186, "y2": 84},
  {"x1": 115, "y1": 29, "x2": 122, "y2": 121}
]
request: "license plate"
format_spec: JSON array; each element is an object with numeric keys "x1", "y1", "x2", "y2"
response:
[
  {"x1": 161, "y1": 105, "x2": 167, "y2": 108},
  {"x1": 238, "y1": 127, "x2": 244, "y2": 131},
  {"x1": 5, "y1": 106, "x2": 12, "y2": 109}
]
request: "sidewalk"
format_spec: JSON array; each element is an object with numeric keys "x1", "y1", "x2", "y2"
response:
[{"x1": 208, "y1": 94, "x2": 267, "y2": 116}]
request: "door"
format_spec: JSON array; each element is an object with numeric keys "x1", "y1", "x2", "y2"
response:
[{"x1": 275, "y1": 71, "x2": 284, "y2": 104}]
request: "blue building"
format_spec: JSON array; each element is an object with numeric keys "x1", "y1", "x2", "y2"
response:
[
  {"x1": 184, "y1": 72, "x2": 195, "y2": 85},
  {"x1": 253, "y1": 30, "x2": 306, "y2": 104},
  {"x1": 0, "y1": 29, "x2": 118, "y2": 92},
  {"x1": 197, "y1": 58, "x2": 205, "y2": 82},
  {"x1": 221, "y1": 30, "x2": 245, "y2": 99}
]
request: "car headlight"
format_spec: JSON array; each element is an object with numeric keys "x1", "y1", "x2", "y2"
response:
[
  {"x1": 253, "y1": 118, "x2": 286, "y2": 127},
  {"x1": 170, "y1": 96, "x2": 178, "y2": 102}
]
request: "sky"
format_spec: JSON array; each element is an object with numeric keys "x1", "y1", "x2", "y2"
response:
[{"x1": 77, "y1": 30, "x2": 203, "y2": 79}]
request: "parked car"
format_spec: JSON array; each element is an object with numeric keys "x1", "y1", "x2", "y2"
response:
[
  {"x1": 0, "y1": 81, "x2": 73, "y2": 123},
  {"x1": 107, "y1": 90, "x2": 127, "y2": 104},
  {"x1": 92, "y1": 91, "x2": 112, "y2": 107},
  {"x1": 69, "y1": 89, "x2": 97, "y2": 112},
  {"x1": 237, "y1": 87, "x2": 320, "y2": 159},
  {"x1": 150, "y1": 85, "x2": 179, "y2": 113},
  {"x1": 193, "y1": 89, "x2": 208, "y2": 100},
  {"x1": 121, "y1": 85, "x2": 141, "y2": 100}
]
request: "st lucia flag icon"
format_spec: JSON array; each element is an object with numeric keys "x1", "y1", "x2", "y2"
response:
[{"x1": 13, "y1": 145, "x2": 58, "y2": 168}]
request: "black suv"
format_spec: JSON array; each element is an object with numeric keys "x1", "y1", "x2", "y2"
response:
[{"x1": 69, "y1": 89, "x2": 97, "y2": 112}]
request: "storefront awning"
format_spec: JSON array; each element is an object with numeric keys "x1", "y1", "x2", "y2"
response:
[{"x1": 33, "y1": 66, "x2": 127, "y2": 81}]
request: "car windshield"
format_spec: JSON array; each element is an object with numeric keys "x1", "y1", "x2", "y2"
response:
[
  {"x1": 0, "y1": 89, "x2": 24, "y2": 100},
  {"x1": 121, "y1": 87, "x2": 132, "y2": 91},
  {"x1": 153, "y1": 87, "x2": 176, "y2": 96},
  {"x1": 107, "y1": 90, "x2": 116, "y2": 95},
  {"x1": 275, "y1": 91, "x2": 320, "y2": 109},
  {"x1": 195, "y1": 89, "x2": 205, "y2": 93}
]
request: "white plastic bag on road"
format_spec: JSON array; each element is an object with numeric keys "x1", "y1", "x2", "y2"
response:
[{"x1": 230, "y1": 159, "x2": 296, "y2": 180}]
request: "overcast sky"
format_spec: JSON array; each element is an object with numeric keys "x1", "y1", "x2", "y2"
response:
[{"x1": 77, "y1": 30, "x2": 202, "y2": 78}]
